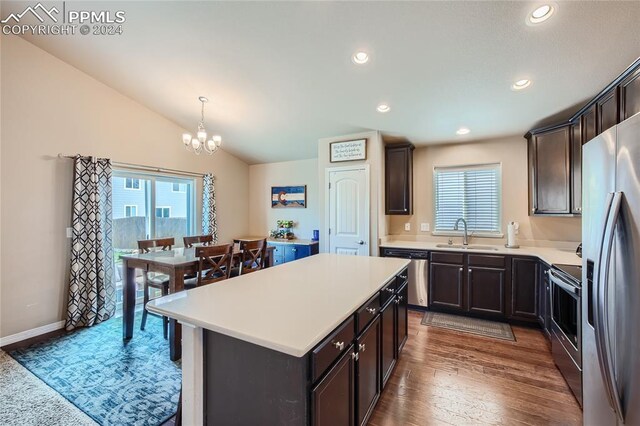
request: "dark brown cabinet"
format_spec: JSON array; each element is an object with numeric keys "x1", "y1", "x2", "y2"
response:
[
  {"x1": 311, "y1": 345, "x2": 356, "y2": 426},
  {"x1": 396, "y1": 283, "x2": 408, "y2": 353},
  {"x1": 621, "y1": 66, "x2": 640, "y2": 120},
  {"x1": 380, "y1": 297, "x2": 396, "y2": 388},
  {"x1": 510, "y1": 258, "x2": 539, "y2": 321},
  {"x1": 570, "y1": 120, "x2": 583, "y2": 214},
  {"x1": 385, "y1": 143, "x2": 414, "y2": 215},
  {"x1": 582, "y1": 104, "x2": 597, "y2": 144},
  {"x1": 356, "y1": 318, "x2": 380, "y2": 426},
  {"x1": 528, "y1": 125, "x2": 571, "y2": 215},
  {"x1": 467, "y1": 266, "x2": 506, "y2": 316},
  {"x1": 429, "y1": 262, "x2": 465, "y2": 310},
  {"x1": 597, "y1": 88, "x2": 619, "y2": 134}
]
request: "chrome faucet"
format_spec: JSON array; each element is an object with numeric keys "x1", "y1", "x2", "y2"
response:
[{"x1": 454, "y1": 218, "x2": 469, "y2": 245}]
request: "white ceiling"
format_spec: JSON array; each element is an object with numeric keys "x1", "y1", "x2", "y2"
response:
[{"x1": 6, "y1": 1, "x2": 640, "y2": 164}]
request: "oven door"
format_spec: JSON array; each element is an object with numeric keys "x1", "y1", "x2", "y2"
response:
[{"x1": 549, "y1": 269, "x2": 581, "y2": 366}]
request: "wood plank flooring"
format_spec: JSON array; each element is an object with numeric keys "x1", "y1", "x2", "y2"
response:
[{"x1": 368, "y1": 310, "x2": 582, "y2": 426}]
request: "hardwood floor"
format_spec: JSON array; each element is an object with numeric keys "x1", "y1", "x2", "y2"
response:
[{"x1": 368, "y1": 310, "x2": 582, "y2": 426}]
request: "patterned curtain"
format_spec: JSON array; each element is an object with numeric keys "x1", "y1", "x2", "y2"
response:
[
  {"x1": 65, "y1": 157, "x2": 115, "y2": 330},
  {"x1": 202, "y1": 173, "x2": 218, "y2": 243}
]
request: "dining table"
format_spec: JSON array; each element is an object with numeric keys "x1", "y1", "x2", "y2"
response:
[{"x1": 121, "y1": 244, "x2": 275, "y2": 361}]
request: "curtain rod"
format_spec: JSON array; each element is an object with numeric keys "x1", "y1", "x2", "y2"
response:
[{"x1": 57, "y1": 153, "x2": 207, "y2": 178}]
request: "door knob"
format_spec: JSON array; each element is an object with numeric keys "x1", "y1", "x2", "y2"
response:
[{"x1": 357, "y1": 240, "x2": 365, "y2": 245}]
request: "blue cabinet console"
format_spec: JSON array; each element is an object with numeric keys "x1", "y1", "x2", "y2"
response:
[{"x1": 268, "y1": 239, "x2": 319, "y2": 266}]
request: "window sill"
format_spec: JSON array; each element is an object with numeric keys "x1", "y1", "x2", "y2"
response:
[{"x1": 432, "y1": 231, "x2": 504, "y2": 239}]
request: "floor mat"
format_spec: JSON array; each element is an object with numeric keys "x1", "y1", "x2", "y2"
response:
[
  {"x1": 421, "y1": 311, "x2": 515, "y2": 341},
  {"x1": 10, "y1": 315, "x2": 180, "y2": 426}
]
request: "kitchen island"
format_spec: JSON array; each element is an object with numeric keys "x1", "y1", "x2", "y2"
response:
[{"x1": 148, "y1": 253, "x2": 410, "y2": 425}]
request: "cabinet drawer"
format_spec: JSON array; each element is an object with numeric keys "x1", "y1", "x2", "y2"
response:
[
  {"x1": 431, "y1": 251, "x2": 464, "y2": 265},
  {"x1": 356, "y1": 293, "x2": 380, "y2": 335},
  {"x1": 396, "y1": 267, "x2": 409, "y2": 289},
  {"x1": 379, "y1": 279, "x2": 396, "y2": 307},
  {"x1": 468, "y1": 254, "x2": 505, "y2": 268},
  {"x1": 269, "y1": 244, "x2": 285, "y2": 262},
  {"x1": 311, "y1": 316, "x2": 355, "y2": 382}
]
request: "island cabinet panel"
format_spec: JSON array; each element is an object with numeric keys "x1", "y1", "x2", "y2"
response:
[
  {"x1": 380, "y1": 296, "x2": 396, "y2": 389},
  {"x1": 529, "y1": 125, "x2": 572, "y2": 215},
  {"x1": 385, "y1": 143, "x2": 414, "y2": 215},
  {"x1": 355, "y1": 318, "x2": 380, "y2": 426},
  {"x1": 510, "y1": 257, "x2": 539, "y2": 322},
  {"x1": 396, "y1": 283, "x2": 409, "y2": 353},
  {"x1": 467, "y1": 266, "x2": 506, "y2": 316},
  {"x1": 429, "y1": 262, "x2": 465, "y2": 311},
  {"x1": 312, "y1": 346, "x2": 356, "y2": 426},
  {"x1": 621, "y1": 67, "x2": 640, "y2": 120}
]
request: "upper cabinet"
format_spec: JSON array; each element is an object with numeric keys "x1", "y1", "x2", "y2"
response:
[
  {"x1": 526, "y1": 58, "x2": 640, "y2": 217},
  {"x1": 385, "y1": 142, "x2": 414, "y2": 215},
  {"x1": 528, "y1": 125, "x2": 571, "y2": 215}
]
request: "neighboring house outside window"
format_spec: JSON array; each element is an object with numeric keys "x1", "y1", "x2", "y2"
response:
[
  {"x1": 172, "y1": 183, "x2": 185, "y2": 192},
  {"x1": 124, "y1": 205, "x2": 138, "y2": 217},
  {"x1": 155, "y1": 207, "x2": 171, "y2": 218},
  {"x1": 125, "y1": 178, "x2": 140, "y2": 190},
  {"x1": 433, "y1": 163, "x2": 502, "y2": 237}
]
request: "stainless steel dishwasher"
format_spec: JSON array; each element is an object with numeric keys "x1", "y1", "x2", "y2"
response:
[{"x1": 381, "y1": 248, "x2": 429, "y2": 307}]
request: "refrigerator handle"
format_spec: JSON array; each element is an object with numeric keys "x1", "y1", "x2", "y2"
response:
[{"x1": 597, "y1": 191, "x2": 624, "y2": 423}]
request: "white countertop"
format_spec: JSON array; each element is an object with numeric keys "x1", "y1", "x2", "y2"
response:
[
  {"x1": 147, "y1": 253, "x2": 409, "y2": 357},
  {"x1": 380, "y1": 240, "x2": 581, "y2": 266}
]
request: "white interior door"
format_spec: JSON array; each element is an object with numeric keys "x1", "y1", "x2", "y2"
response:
[{"x1": 328, "y1": 167, "x2": 369, "y2": 256}]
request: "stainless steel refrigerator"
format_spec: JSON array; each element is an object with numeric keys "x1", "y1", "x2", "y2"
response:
[{"x1": 582, "y1": 111, "x2": 640, "y2": 425}]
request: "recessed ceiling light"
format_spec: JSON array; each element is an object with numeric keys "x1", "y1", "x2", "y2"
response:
[
  {"x1": 511, "y1": 79, "x2": 532, "y2": 90},
  {"x1": 376, "y1": 103, "x2": 390, "y2": 113},
  {"x1": 529, "y1": 4, "x2": 554, "y2": 24},
  {"x1": 352, "y1": 51, "x2": 369, "y2": 65},
  {"x1": 456, "y1": 127, "x2": 470, "y2": 135}
]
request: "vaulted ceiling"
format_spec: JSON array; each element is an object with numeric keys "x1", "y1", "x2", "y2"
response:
[{"x1": 5, "y1": 1, "x2": 640, "y2": 164}]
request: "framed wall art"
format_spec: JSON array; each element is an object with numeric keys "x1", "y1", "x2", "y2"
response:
[
  {"x1": 330, "y1": 139, "x2": 367, "y2": 162},
  {"x1": 271, "y1": 185, "x2": 307, "y2": 208}
]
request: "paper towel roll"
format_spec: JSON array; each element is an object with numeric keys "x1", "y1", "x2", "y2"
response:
[{"x1": 507, "y1": 223, "x2": 517, "y2": 247}]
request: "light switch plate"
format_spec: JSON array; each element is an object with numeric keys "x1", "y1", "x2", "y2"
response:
[
  {"x1": 404, "y1": 223, "x2": 411, "y2": 231},
  {"x1": 420, "y1": 223, "x2": 430, "y2": 232},
  {"x1": 66, "y1": 227, "x2": 73, "y2": 238}
]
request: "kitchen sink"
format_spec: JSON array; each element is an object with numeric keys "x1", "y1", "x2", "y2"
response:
[{"x1": 435, "y1": 244, "x2": 499, "y2": 251}]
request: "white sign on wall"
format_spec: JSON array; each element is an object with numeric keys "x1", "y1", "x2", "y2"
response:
[{"x1": 330, "y1": 139, "x2": 367, "y2": 163}]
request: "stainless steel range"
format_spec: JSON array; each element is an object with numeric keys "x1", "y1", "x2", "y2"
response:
[{"x1": 549, "y1": 263, "x2": 582, "y2": 406}]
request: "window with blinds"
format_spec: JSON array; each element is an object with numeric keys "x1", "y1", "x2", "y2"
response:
[{"x1": 434, "y1": 163, "x2": 502, "y2": 235}]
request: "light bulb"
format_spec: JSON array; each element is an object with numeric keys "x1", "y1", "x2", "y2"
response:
[
  {"x1": 191, "y1": 137, "x2": 201, "y2": 149},
  {"x1": 212, "y1": 135, "x2": 222, "y2": 146},
  {"x1": 197, "y1": 130, "x2": 207, "y2": 143},
  {"x1": 182, "y1": 133, "x2": 192, "y2": 145}
]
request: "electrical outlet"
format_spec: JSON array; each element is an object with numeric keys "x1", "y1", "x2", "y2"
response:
[
  {"x1": 404, "y1": 223, "x2": 411, "y2": 231},
  {"x1": 420, "y1": 223, "x2": 430, "y2": 232},
  {"x1": 66, "y1": 227, "x2": 73, "y2": 238}
]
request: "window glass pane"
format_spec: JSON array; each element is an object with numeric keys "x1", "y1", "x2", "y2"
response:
[
  {"x1": 155, "y1": 178, "x2": 193, "y2": 247},
  {"x1": 434, "y1": 164, "x2": 501, "y2": 233}
]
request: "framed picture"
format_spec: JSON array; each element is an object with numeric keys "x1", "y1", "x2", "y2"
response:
[
  {"x1": 330, "y1": 139, "x2": 367, "y2": 163},
  {"x1": 271, "y1": 185, "x2": 307, "y2": 208}
]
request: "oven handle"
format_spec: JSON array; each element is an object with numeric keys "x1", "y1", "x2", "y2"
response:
[
  {"x1": 548, "y1": 270, "x2": 580, "y2": 297},
  {"x1": 598, "y1": 191, "x2": 624, "y2": 422}
]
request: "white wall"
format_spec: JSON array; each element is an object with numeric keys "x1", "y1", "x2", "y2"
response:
[
  {"x1": 248, "y1": 159, "x2": 319, "y2": 240},
  {"x1": 0, "y1": 36, "x2": 250, "y2": 338},
  {"x1": 388, "y1": 135, "x2": 582, "y2": 244}
]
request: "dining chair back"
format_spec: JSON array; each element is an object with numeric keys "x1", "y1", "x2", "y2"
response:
[
  {"x1": 239, "y1": 238, "x2": 267, "y2": 275},
  {"x1": 138, "y1": 237, "x2": 175, "y2": 253},
  {"x1": 183, "y1": 235, "x2": 214, "y2": 248},
  {"x1": 195, "y1": 244, "x2": 233, "y2": 286}
]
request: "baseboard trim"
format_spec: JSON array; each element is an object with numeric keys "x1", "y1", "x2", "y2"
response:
[{"x1": 0, "y1": 320, "x2": 65, "y2": 347}]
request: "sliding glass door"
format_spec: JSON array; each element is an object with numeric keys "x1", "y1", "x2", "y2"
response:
[{"x1": 111, "y1": 171, "x2": 195, "y2": 312}]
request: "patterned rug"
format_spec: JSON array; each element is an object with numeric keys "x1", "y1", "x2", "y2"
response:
[
  {"x1": 421, "y1": 311, "x2": 515, "y2": 341},
  {"x1": 10, "y1": 315, "x2": 181, "y2": 426}
]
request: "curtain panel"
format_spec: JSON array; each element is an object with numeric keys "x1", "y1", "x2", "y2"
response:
[
  {"x1": 202, "y1": 173, "x2": 218, "y2": 243},
  {"x1": 66, "y1": 156, "x2": 115, "y2": 330}
]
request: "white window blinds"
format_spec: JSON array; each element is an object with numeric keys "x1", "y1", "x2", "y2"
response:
[{"x1": 434, "y1": 163, "x2": 501, "y2": 234}]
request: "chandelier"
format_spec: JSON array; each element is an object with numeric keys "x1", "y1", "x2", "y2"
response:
[{"x1": 181, "y1": 96, "x2": 222, "y2": 155}]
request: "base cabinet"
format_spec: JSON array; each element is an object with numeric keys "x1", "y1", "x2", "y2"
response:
[
  {"x1": 429, "y1": 262, "x2": 464, "y2": 310},
  {"x1": 380, "y1": 297, "x2": 396, "y2": 388},
  {"x1": 356, "y1": 318, "x2": 380, "y2": 426},
  {"x1": 311, "y1": 346, "x2": 356, "y2": 426},
  {"x1": 467, "y1": 266, "x2": 506, "y2": 316},
  {"x1": 510, "y1": 258, "x2": 539, "y2": 321},
  {"x1": 269, "y1": 242, "x2": 319, "y2": 266}
]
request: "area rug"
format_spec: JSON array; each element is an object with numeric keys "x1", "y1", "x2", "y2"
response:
[
  {"x1": 0, "y1": 350, "x2": 97, "y2": 426},
  {"x1": 421, "y1": 311, "x2": 515, "y2": 341},
  {"x1": 9, "y1": 315, "x2": 180, "y2": 426}
]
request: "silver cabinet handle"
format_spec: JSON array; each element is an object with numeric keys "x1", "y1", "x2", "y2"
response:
[
  {"x1": 395, "y1": 298, "x2": 400, "y2": 304},
  {"x1": 385, "y1": 287, "x2": 394, "y2": 293},
  {"x1": 366, "y1": 307, "x2": 376, "y2": 314},
  {"x1": 292, "y1": 248, "x2": 297, "y2": 252},
  {"x1": 399, "y1": 274, "x2": 407, "y2": 279},
  {"x1": 459, "y1": 267, "x2": 463, "y2": 272},
  {"x1": 351, "y1": 352, "x2": 359, "y2": 361},
  {"x1": 398, "y1": 296, "x2": 403, "y2": 302},
  {"x1": 359, "y1": 343, "x2": 366, "y2": 352},
  {"x1": 333, "y1": 341, "x2": 345, "y2": 351}
]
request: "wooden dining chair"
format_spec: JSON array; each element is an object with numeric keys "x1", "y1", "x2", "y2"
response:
[
  {"x1": 183, "y1": 235, "x2": 214, "y2": 248},
  {"x1": 138, "y1": 237, "x2": 174, "y2": 339},
  {"x1": 238, "y1": 238, "x2": 267, "y2": 275},
  {"x1": 191, "y1": 244, "x2": 234, "y2": 286}
]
